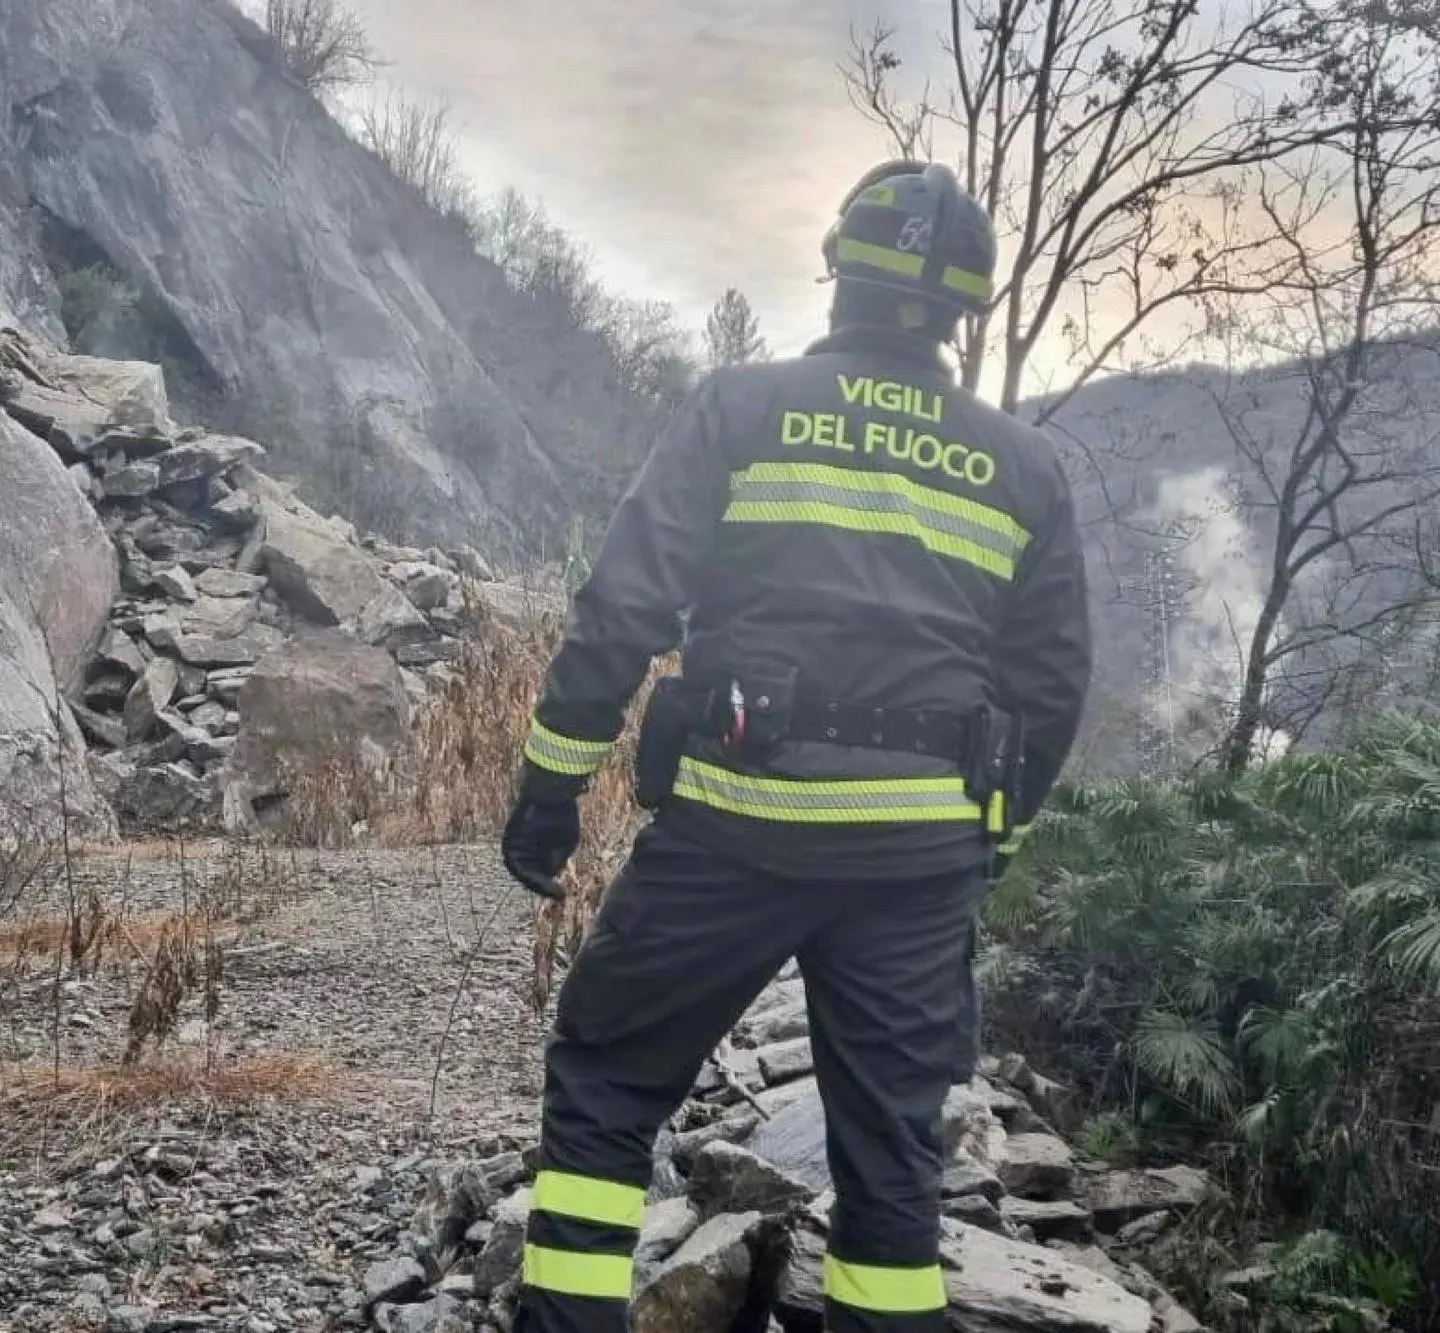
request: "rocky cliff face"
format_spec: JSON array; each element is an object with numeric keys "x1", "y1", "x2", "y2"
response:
[{"x1": 0, "y1": 0, "x2": 604, "y2": 552}]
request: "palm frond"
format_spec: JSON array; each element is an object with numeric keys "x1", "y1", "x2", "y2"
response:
[{"x1": 1132, "y1": 1008, "x2": 1240, "y2": 1119}]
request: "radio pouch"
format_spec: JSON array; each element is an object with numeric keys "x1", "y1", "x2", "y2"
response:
[{"x1": 634, "y1": 676, "x2": 694, "y2": 810}]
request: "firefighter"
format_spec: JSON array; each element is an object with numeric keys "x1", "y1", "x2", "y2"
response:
[{"x1": 501, "y1": 160, "x2": 1092, "y2": 1332}]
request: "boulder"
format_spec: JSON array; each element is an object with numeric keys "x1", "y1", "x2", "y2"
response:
[
  {"x1": 630, "y1": 1211, "x2": 760, "y2": 1333},
  {"x1": 0, "y1": 411, "x2": 118, "y2": 836},
  {"x1": 153, "y1": 434, "x2": 261, "y2": 488},
  {"x1": 472, "y1": 1188, "x2": 530, "y2": 1297},
  {"x1": 0, "y1": 411, "x2": 118, "y2": 690},
  {"x1": 743, "y1": 1084, "x2": 830, "y2": 1192},
  {"x1": 0, "y1": 333, "x2": 171, "y2": 455},
  {"x1": 756, "y1": 1037, "x2": 814, "y2": 1085},
  {"x1": 941, "y1": 1222, "x2": 1157, "y2": 1332},
  {"x1": 1083, "y1": 1166, "x2": 1214, "y2": 1232},
  {"x1": 633, "y1": 1197, "x2": 701, "y2": 1288},
  {"x1": 225, "y1": 628, "x2": 411, "y2": 819},
  {"x1": 999, "y1": 1135, "x2": 1077, "y2": 1201},
  {"x1": 122, "y1": 657, "x2": 179, "y2": 742},
  {"x1": 736, "y1": 978, "x2": 810, "y2": 1046},
  {"x1": 686, "y1": 1142, "x2": 813, "y2": 1221},
  {"x1": 260, "y1": 501, "x2": 430, "y2": 647},
  {"x1": 114, "y1": 762, "x2": 212, "y2": 830}
]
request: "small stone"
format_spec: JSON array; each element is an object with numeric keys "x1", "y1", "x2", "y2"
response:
[
  {"x1": 104, "y1": 461, "x2": 160, "y2": 497},
  {"x1": 1000, "y1": 1197, "x2": 1095, "y2": 1243},
  {"x1": 154, "y1": 565, "x2": 198, "y2": 602},
  {"x1": 756, "y1": 1037, "x2": 814, "y2": 1085},
  {"x1": 363, "y1": 1256, "x2": 427, "y2": 1306},
  {"x1": 194, "y1": 568, "x2": 268, "y2": 598}
]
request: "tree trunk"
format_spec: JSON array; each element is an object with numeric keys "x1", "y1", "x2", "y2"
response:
[{"x1": 1222, "y1": 590, "x2": 1286, "y2": 775}]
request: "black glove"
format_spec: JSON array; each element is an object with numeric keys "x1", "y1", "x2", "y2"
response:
[{"x1": 502, "y1": 796, "x2": 580, "y2": 900}]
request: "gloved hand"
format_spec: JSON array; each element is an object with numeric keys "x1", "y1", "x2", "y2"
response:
[{"x1": 502, "y1": 796, "x2": 580, "y2": 900}]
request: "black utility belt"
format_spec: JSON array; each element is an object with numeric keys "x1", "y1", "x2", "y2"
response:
[
  {"x1": 633, "y1": 667, "x2": 1027, "y2": 842},
  {"x1": 691, "y1": 684, "x2": 972, "y2": 760}
]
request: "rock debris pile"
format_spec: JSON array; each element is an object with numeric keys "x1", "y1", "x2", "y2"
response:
[
  {"x1": 357, "y1": 973, "x2": 1213, "y2": 1333},
  {"x1": 0, "y1": 326, "x2": 553, "y2": 834}
]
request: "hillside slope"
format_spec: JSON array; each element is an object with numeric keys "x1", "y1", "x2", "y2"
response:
[{"x1": 0, "y1": 0, "x2": 646, "y2": 554}]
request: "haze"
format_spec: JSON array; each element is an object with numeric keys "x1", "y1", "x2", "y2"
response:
[{"x1": 342, "y1": 0, "x2": 955, "y2": 358}]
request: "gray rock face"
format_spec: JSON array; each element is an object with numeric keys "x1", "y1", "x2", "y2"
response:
[
  {"x1": 0, "y1": 0, "x2": 567, "y2": 547},
  {"x1": 0, "y1": 410, "x2": 117, "y2": 836}
]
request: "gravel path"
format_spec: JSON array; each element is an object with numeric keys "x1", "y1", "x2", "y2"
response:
[{"x1": 0, "y1": 839, "x2": 552, "y2": 1332}]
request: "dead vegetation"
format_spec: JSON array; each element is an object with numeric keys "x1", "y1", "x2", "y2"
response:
[{"x1": 275, "y1": 599, "x2": 672, "y2": 1012}]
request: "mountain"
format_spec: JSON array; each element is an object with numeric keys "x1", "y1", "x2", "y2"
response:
[{"x1": 0, "y1": 0, "x2": 665, "y2": 561}]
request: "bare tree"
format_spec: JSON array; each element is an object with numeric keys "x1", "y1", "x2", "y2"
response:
[
  {"x1": 469, "y1": 187, "x2": 608, "y2": 329},
  {"x1": 1205, "y1": 12, "x2": 1440, "y2": 772},
  {"x1": 703, "y1": 288, "x2": 770, "y2": 368},
  {"x1": 355, "y1": 89, "x2": 472, "y2": 217},
  {"x1": 841, "y1": 1, "x2": 1363, "y2": 420},
  {"x1": 265, "y1": 0, "x2": 380, "y2": 96}
]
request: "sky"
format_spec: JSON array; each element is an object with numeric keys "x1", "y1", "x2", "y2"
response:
[{"x1": 341, "y1": 0, "x2": 958, "y2": 359}]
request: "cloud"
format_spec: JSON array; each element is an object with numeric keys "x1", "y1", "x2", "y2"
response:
[{"x1": 342, "y1": 0, "x2": 953, "y2": 353}]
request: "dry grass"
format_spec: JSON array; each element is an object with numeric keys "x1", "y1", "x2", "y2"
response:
[
  {"x1": 0, "y1": 1052, "x2": 340, "y2": 1110},
  {"x1": 0, "y1": 1053, "x2": 344, "y2": 1166},
  {"x1": 275, "y1": 596, "x2": 671, "y2": 1011},
  {"x1": 0, "y1": 908, "x2": 243, "y2": 967}
]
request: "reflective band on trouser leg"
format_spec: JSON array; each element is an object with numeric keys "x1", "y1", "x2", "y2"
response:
[
  {"x1": 521, "y1": 1170, "x2": 645, "y2": 1320},
  {"x1": 673, "y1": 758, "x2": 980, "y2": 824},
  {"x1": 723, "y1": 461, "x2": 1031, "y2": 582},
  {"x1": 522, "y1": 719, "x2": 615, "y2": 778},
  {"x1": 531, "y1": 1170, "x2": 646, "y2": 1229},
  {"x1": 824, "y1": 1254, "x2": 947, "y2": 1315},
  {"x1": 522, "y1": 1245, "x2": 633, "y2": 1300}
]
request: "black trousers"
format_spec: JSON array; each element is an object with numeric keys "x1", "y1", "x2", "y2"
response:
[{"x1": 514, "y1": 819, "x2": 984, "y2": 1333}]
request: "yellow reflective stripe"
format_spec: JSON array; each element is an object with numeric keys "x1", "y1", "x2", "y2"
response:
[
  {"x1": 738, "y1": 462, "x2": 1030, "y2": 548},
  {"x1": 836, "y1": 237, "x2": 923, "y2": 277},
  {"x1": 986, "y1": 791, "x2": 1006, "y2": 836},
  {"x1": 532, "y1": 1171, "x2": 645, "y2": 1229},
  {"x1": 835, "y1": 238, "x2": 995, "y2": 302},
  {"x1": 823, "y1": 1254, "x2": 946, "y2": 1313},
  {"x1": 523, "y1": 719, "x2": 614, "y2": 777},
  {"x1": 996, "y1": 821, "x2": 1031, "y2": 856},
  {"x1": 673, "y1": 757, "x2": 980, "y2": 824},
  {"x1": 943, "y1": 265, "x2": 995, "y2": 300},
  {"x1": 523, "y1": 1243, "x2": 633, "y2": 1300},
  {"x1": 726, "y1": 499, "x2": 1017, "y2": 580}
]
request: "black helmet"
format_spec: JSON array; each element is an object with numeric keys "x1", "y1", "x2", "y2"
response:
[{"x1": 821, "y1": 160, "x2": 996, "y2": 319}]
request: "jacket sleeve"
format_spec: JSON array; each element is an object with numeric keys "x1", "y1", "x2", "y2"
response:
[
  {"x1": 991, "y1": 456, "x2": 1092, "y2": 861},
  {"x1": 518, "y1": 373, "x2": 734, "y2": 800}
]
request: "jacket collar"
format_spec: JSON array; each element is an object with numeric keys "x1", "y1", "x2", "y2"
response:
[{"x1": 804, "y1": 325, "x2": 953, "y2": 378}]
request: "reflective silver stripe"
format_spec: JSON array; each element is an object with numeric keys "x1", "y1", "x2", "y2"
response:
[
  {"x1": 523, "y1": 720, "x2": 614, "y2": 777},
  {"x1": 672, "y1": 758, "x2": 981, "y2": 824},
  {"x1": 731, "y1": 474, "x2": 1022, "y2": 565}
]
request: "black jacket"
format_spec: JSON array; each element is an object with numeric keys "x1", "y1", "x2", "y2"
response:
[{"x1": 518, "y1": 326, "x2": 1092, "y2": 880}]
